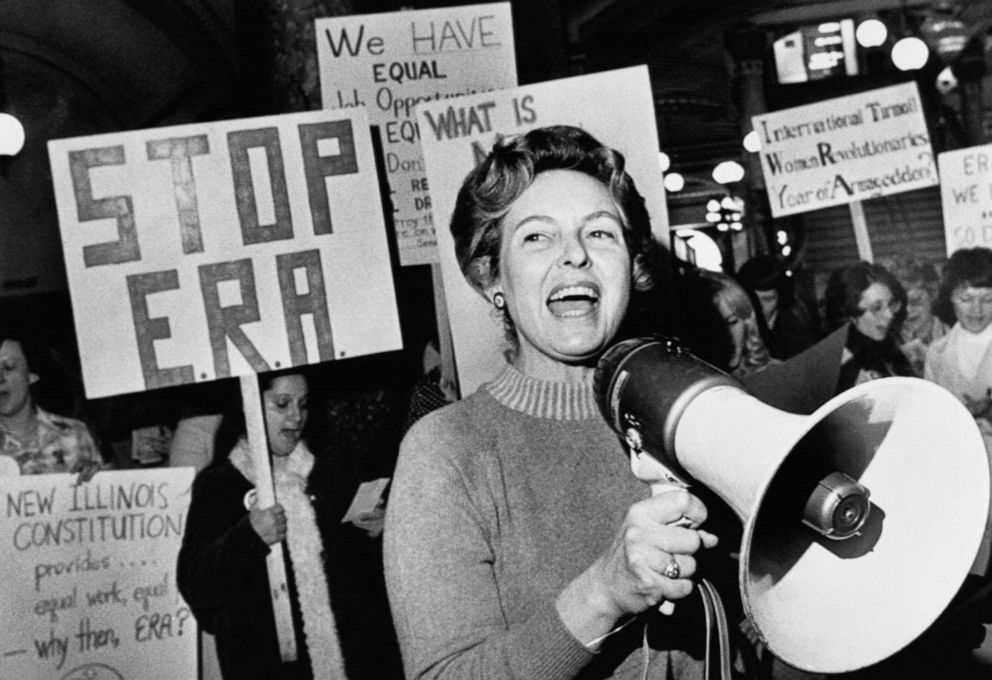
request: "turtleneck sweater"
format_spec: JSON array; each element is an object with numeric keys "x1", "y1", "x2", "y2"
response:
[{"x1": 383, "y1": 364, "x2": 707, "y2": 680}]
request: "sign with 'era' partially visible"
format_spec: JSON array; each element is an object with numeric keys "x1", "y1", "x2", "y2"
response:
[
  {"x1": 938, "y1": 143, "x2": 992, "y2": 255},
  {"x1": 753, "y1": 81, "x2": 937, "y2": 218},
  {"x1": 0, "y1": 468, "x2": 194, "y2": 680},
  {"x1": 316, "y1": 3, "x2": 517, "y2": 267},
  {"x1": 48, "y1": 108, "x2": 402, "y2": 400}
]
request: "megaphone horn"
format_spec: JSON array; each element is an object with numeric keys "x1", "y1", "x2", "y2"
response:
[{"x1": 594, "y1": 336, "x2": 991, "y2": 674}]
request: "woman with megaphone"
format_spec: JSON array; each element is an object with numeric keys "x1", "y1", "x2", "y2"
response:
[{"x1": 383, "y1": 126, "x2": 723, "y2": 680}]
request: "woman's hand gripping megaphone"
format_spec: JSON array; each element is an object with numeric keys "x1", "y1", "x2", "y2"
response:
[
  {"x1": 592, "y1": 480, "x2": 717, "y2": 623},
  {"x1": 623, "y1": 429, "x2": 717, "y2": 614},
  {"x1": 556, "y1": 431, "x2": 718, "y2": 654}
]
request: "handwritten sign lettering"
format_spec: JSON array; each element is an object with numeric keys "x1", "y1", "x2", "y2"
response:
[
  {"x1": 0, "y1": 469, "x2": 195, "y2": 680},
  {"x1": 938, "y1": 143, "x2": 992, "y2": 254},
  {"x1": 48, "y1": 108, "x2": 402, "y2": 399},
  {"x1": 417, "y1": 66, "x2": 667, "y2": 394},
  {"x1": 753, "y1": 82, "x2": 937, "y2": 217},
  {"x1": 316, "y1": 3, "x2": 516, "y2": 266}
]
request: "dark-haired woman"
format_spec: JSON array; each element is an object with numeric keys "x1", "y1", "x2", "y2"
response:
[
  {"x1": 824, "y1": 260, "x2": 915, "y2": 393},
  {"x1": 925, "y1": 247, "x2": 992, "y2": 576},
  {"x1": 178, "y1": 370, "x2": 345, "y2": 680},
  {"x1": 736, "y1": 254, "x2": 818, "y2": 360}
]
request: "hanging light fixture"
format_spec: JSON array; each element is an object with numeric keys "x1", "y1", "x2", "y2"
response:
[
  {"x1": 712, "y1": 160, "x2": 745, "y2": 184},
  {"x1": 705, "y1": 194, "x2": 745, "y2": 231},
  {"x1": 890, "y1": 3, "x2": 930, "y2": 72},
  {"x1": 0, "y1": 51, "x2": 25, "y2": 158},
  {"x1": 0, "y1": 112, "x2": 25, "y2": 156},
  {"x1": 658, "y1": 151, "x2": 671, "y2": 173},
  {"x1": 855, "y1": 18, "x2": 888, "y2": 48},
  {"x1": 891, "y1": 35, "x2": 930, "y2": 70},
  {"x1": 742, "y1": 130, "x2": 761, "y2": 153}
]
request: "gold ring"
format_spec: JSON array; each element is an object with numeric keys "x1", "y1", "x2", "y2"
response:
[{"x1": 662, "y1": 557, "x2": 681, "y2": 580}]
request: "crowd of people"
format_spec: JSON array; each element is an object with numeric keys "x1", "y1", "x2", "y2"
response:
[{"x1": 1, "y1": 125, "x2": 991, "y2": 679}]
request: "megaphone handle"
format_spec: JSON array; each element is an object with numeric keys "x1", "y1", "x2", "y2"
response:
[{"x1": 649, "y1": 482, "x2": 694, "y2": 615}]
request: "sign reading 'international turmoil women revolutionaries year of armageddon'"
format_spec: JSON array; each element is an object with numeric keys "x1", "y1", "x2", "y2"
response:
[
  {"x1": 753, "y1": 82, "x2": 937, "y2": 218},
  {"x1": 315, "y1": 3, "x2": 517, "y2": 267},
  {"x1": 417, "y1": 66, "x2": 667, "y2": 395},
  {"x1": 938, "y1": 143, "x2": 992, "y2": 254},
  {"x1": 47, "y1": 108, "x2": 402, "y2": 400},
  {"x1": 0, "y1": 469, "x2": 195, "y2": 680}
]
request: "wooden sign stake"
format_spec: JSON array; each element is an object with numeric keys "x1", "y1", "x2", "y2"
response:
[
  {"x1": 431, "y1": 262, "x2": 460, "y2": 398},
  {"x1": 240, "y1": 374, "x2": 297, "y2": 661},
  {"x1": 848, "y1": 200, "x2": 874, "y2": 263}
]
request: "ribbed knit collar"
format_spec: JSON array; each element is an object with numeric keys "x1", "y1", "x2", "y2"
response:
[{"x1": 484, "y1": 363, "x2": 600, "y2": 421}]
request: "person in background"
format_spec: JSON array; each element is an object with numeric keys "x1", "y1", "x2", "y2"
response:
[
  {"x1": 885, "y1": 256, "x2": 949, "y2": 377},
  {"x1": 824, "y1": 260, "x2": 914, "y2": 393},
  {"x1": 384, "y1": 126, "x2": 722, "y2": 680},
  {"x1": 178, "y1": 369, "x2": 347, "y2": 680},
  {"x1": 736, "y1": 254, "x2": 818, "y2": 360},
  {"x1": 745, "y1": 261, "x2": 914, "y2": 416},
  {"x1": 924, "y1": 247, "x2": 992, "y2": 577},
  {"x1": 671, "y1": 267, "x2": 777, "y2": 379},
  {"x1": 701, "y1": 268, "x2": 777, "y2": 379},
  {"x1": 926, "y1": 247, "x2": 992, "y2": 431},
  {"x1": 0, "y1": 329, "x2": 103, "y2": 478},
  {"x1": 401, "y1": 340, "x2": 458, "y2": 435}
]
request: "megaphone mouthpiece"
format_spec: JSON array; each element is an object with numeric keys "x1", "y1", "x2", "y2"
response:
[{"x1": 802, "y1": 470, "x2": 871, "y2": 540}]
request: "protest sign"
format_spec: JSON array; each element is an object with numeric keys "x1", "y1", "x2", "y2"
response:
[
  {"x1": 753, "y1": 81, "x2": 937, "y2": 218},
  {"x1": 0, "y1": 468, "x2": 194, "y2": 680},
  {"x1": 48, "y1": 108, "x2": 402, "y2": 400},
  {"x1": 938, "y1": 144, "x2": 992, "y2": 254},
  {"x1": 417, "y1": 65, "x2": 667, "y2": 395},
  {"x1": 316, "y1": 3, "x2": 517, "y2": 266}
]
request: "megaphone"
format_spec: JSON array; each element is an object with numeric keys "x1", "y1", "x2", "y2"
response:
[{"x1": 594, "y1": 336, "x2": 991, "y2": 673}]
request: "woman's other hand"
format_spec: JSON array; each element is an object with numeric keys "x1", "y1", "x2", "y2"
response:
[
  {"x1": 133, "y1": 426, "x2": 173, "y2": 464},
  {"x1": 72, "y1": 458, "x2": 104, "y2": 484},
  {"x1": 556, "y1": 488, "x2": 718, "y2": 645},
  {"x1": 250, "y1": 503, "x2": 287, "y2": 545},
  {"x1": 352, "y1": 500, "x2": 386, "y2": 538}
]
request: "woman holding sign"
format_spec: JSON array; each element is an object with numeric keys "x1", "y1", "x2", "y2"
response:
[
  {"x1": 178, "y1": 369, "x2": 354, "y2": 680},
  {"x1": 384, "y1": 126, "x2": 722, "y2": 679}
]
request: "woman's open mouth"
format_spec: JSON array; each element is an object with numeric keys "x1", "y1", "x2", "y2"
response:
[{"x1": 547, "y1": 284, "x2": 600, "y2": 318}]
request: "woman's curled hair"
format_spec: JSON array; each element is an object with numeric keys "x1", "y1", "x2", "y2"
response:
[
  {"x1": 934, "y1": 247, "x2": 992, "y2": 324},
  {"x1": 450, "y1": 125, "x2": 657, "y2": 295},
  {"x1": 824, "y1": 261, "x2": 906, "y2": 333}
]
